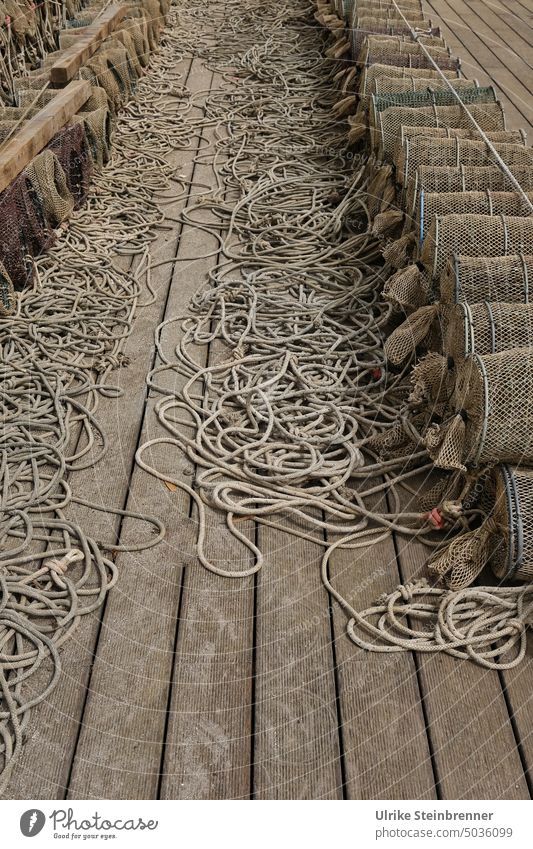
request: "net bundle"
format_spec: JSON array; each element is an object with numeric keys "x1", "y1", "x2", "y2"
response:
[{"x1": 0, "y1": 1, "x2": 84, "y2": 104}]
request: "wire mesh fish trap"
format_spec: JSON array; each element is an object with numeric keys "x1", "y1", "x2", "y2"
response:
[
  {"x1": 357, "y1": 36, "x2": 456, "y2": 68},
  {"x1": 426, "y1": 347, "x2": 533, "y2": 470},
  {"x1": 400, "y1": 137, "x2": 533, "y2": 190},
  {"x1": 352, "y1": 22, "x2": 439, "y2": 57},
  {"x1": 440, "y1": 254, "x2": 533, "y2": 304},
  {"x1": 373, "y1": 75, "x2": 477, "y2": 97},
  {"x1": 491, "y1": 465, "x2": 533, "y2": 582},
  {"x1": 350, "y1": 79, "x2": 486, "y2": 145},
  {"x1": 420, "y1": 214, "x2": 533, "y2": 278},
  {"x1": 443, "y1": 302, "x2": 533, "y2": 361},
  {"x1": 359, "y1": 63, "x2": 459, "y2": 97},
  {"x1": 418, "y1": 191, "x2": 533, "y2": 243},
  {"x1": 376, "y1": 102, "x2": 506, "y2": 160}
]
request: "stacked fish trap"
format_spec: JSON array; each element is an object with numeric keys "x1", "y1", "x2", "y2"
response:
[
  {"x1": 0, "y1": 0, "x2": 168, "y2": 314},
  {"x1": 319, "y1": 0, "x2": 533, "y2": 592}
]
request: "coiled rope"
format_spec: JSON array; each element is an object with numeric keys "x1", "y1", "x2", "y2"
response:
[
  {"x1": 0, "y1": 5, "x2": 197, "y2": 794},
  {"x1": 134, "y1": 0, "x2": 533, "y2": 673}
]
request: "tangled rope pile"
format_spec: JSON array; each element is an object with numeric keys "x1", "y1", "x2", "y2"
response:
[
  {"x1": 0, "y1": 5, "x2": 198, "y2": 794},
  {"x1": 136, "y1": 0, "x2": 533, "y2": 672}
]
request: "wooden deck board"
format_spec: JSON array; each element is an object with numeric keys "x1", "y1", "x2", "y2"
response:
[
  {"x1": 394, "y1": 482, "x2": 529, "y2": 800},
  {"x1": 4, "y1": 0, "x2": 533, "y2": 801},
  {"x1": 329, "y1": 489, "x2": 436, "y2": 800},
  {"x1": 424, "y1": 0, "x2": 533, "y2": 133},
  {"x1": 253, "y1": 517, "x2": 343, "y2": 799}
]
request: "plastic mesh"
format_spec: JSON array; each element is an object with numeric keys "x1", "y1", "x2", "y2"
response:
[
  {"x1": 440, "y1": 254, "x2": 533, "y2": 304},
  {"x1": 376, "y1": 102, "x2": 506, "y2": 160},
  {"x1": 24, "y1": 149, "x2": 75, "y2": 227},
  {"x1": 420, "y1": 215, "x2": 533, "y2": 278}
]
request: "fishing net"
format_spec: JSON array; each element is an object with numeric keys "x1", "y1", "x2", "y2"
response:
[
  {"x1": 374, "y1": 75, "x2": 477, "y2": 97},
  {"x1": 23, "y1": 149, "x2": 75, "y2": 226},
  {"x1": 0, "y1": 120, "x2": 25, "y2": 143},
  {"x1": 420, "y1": 214, "x2": 533, "y2": 278},
  {"x1": 46, "y1": 122, "x2": 93, "y2": 209},
  {"x1": 374, "y1": 102, "x2": 506, "y2": 159},
  {"x1": 351, "y1": 22, "x2": 439, "y2": 57},
  {"x1": 72, "y1": 106, "x2": 112, "y2": 167},
  {"x1": 0, "y1": 260, "x2": 15, "y2": 315},
  {"x1": 426, "y1": 347, "x2": 533, "y2": 470},
  {"x1": 0, "y1": 171, "x2": 54, "y2": 291},
  {"x1": 440, "y1": 253, "x2": 533, "y2": 304},
  {"x1": 123, "y1": 10, "x2": 151, "y2": 66},
  {"x1": 418, "y1": 190, "x2": 533, "y2": 242},
  {"x1": 81, "y1": 53, "x2": 123, "y2": 114},
  {"x1": 357, "y1": 36, "x2": 457, "y2": 68}
]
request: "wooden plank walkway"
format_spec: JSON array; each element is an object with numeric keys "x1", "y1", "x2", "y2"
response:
[{"x1": 3, "y1": 1, "x2": 533, "y2": 801}]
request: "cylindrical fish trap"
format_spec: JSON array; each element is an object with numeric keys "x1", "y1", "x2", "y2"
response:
[
  {"x1": 405, "y1": 162, "x2": 532, "y2": 217},
  {"x1": 372, "y1": 96, "x2": 503, "y2": 159},
  {"x1": 351, "y1": 78, "x2": 480, "y2": 143},
  {"x1": 491, "y1": 465, "x2": 533, "y2": 581},
  {"x1": 358, "y1": 63, "x2": 458, "y2": 97},
  {"x1": 352, "y1": 22, "x2": 438, "y2": 57},
  {"x1": 418, "y1": 191, "x2": 533, "y2": 243},
  {"x1": 400, "y1": 137, "x2": 533, "y2": 190},
  {"x1": 426, "y1": 347, "x2": 533, "y2": 470},
  {"x1": 443, "y1": 302, "x2": 533, "y2": 360},
  {"x1": 440, "y1": 254, "x2": 533, "y2": 303},
  {"x1": 420, "y1": 214, "x2": 533, "y2": 279},
  {"x1": 357, "y1": 38, "x2": 458, "y2": 70}
]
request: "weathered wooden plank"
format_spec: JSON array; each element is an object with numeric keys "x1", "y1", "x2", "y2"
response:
[
  {"x1": 160, "y1": 86, "x2": 255, "y2": 799},
  {"x1": 50, "y1": 5, "x2": 128, "y2": 85},
  {"x1": 394, "y1": 479, "x2": 529, "y2": 800},
  {"x1": 424, "y1": 0, "x2": 533, "y2": 132},
  {"x1": 1, "y1": 55, "x2": 198, "y2": 801},
  {"x1": 0, "y1": 81, "x2": 91, "y2": 193},
  {"x1": 253, "y1": 516, "x2": 343, "y2": 799},
  {"x1": 329, "y1": 487, "x2": 436, "y2": 799}
]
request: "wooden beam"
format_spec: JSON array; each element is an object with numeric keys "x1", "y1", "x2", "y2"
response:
[
  {"x1": 50, "y1": 4, "x2": 129, "y2": 86},
  {"x1": 0, "y1": 80, "x2": 91, "y2": 194}
]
